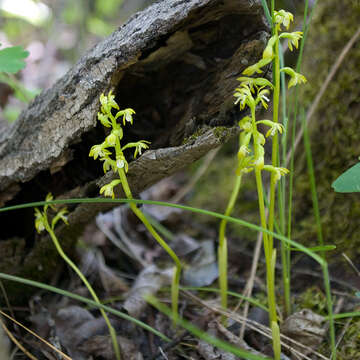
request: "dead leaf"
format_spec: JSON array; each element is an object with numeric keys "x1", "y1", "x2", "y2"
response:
[{"x1": 281, "y1": 309, "x2": 326, "y2": 356}]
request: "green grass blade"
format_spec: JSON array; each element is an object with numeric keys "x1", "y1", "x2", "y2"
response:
[
  {"x1": 302, "y1": 108, "x2": 325, "y2": 255},
  {"x1": 290, "y1": 245, "x2": 336, "y2": 253},
  {"x1": 147, "y1": 295, "x2": 272, "y2": 360},
  {"x1": 181, "y1": 287, "x2": 268, "y2": 312},
  {"x1": 0, "y1": 272, "x2": 170, "y2": 342},
  {"x1": 260, "y1": 0, "x2": 272, "y2": 25},
  {"x1": 143, "y1": 211, "x2": 175, "y2": 241},
  {"x1": 0, "y1": 197, "x2": 325, "y2": 265},
  {"x1": 330, "y1": 312, "x2": 360, "y2": 320}
]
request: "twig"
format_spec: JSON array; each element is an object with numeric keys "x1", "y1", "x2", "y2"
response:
[
  {"x1": 0, "y1": 316, "x2": 37, "y2": 360},
  {"x1": 0, "y1": 310, "x2": 72, "y2": 360},
  {"x1": 0, "y1": 280, "x2": 16, "y2": 326},
  {"x1": 334, "y1": 318, "x2": 352, "y2": 353},
  {"x1": 342, "y1": 253, "x2": 360, "y2": 277},
  {"x1": 158, "y1": 347, "x2": 169, "y2": 360},
  {"x1": 234, "y1": 231, "x2": 263, "y2": 340}
]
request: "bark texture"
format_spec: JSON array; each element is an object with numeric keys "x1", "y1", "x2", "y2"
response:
[{"x1": 0, "y1": 0, "x2": 269, "y2": 301}]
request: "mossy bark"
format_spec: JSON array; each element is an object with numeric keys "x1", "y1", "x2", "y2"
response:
[{"x1": 293, "y1": 1, "x2": 360, "y2": 255}]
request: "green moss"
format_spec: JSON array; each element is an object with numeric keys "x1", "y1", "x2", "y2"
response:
[
  {"x1": 296, "y1": 286, "x2": 327, "y2": 315},
  {"x1": 212, "y1": 126, "x2": 228, "y2": 139},
  {"x1": 182, "y1": 127, "x2": 208, "y2": 145},
  {"x1": 337, "y1": 318, "x2": 360, "y2": 360},
  {"x1": 293, "y1": 0, "x2": 360, "y2": 257}
]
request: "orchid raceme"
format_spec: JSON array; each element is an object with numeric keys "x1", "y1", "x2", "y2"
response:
[
  {"x1": 219, "y1": 8, "x2": 308, "y2": 358},
  {"x1": 90, "y1": 91, "x2": 182, "y2": 324}
]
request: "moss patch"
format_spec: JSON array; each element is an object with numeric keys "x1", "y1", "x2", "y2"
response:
[{"x1": 293, "y1": 0, "x2": 360, "y2": 256}]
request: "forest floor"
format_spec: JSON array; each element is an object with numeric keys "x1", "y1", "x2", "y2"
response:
[{"x1": 2, "y1": 158, "x2": 360, "y2": 360}]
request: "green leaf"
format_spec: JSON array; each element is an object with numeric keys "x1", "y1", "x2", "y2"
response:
[
  {"x1": 291, "y1": 245, "x2": 336, "y2": 253},
  {"x1": 0, "y1": 46, "x2": 29, "y2": 74},
  {"x1": 332, "y1": 162, "x2": 360, "y2": 193}
]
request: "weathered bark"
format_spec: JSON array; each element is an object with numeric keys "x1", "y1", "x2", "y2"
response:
[{"x1": 0, "y1": 0, "x2": 269, "y2": 300}]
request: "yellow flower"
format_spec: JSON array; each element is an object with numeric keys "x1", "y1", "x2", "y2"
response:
[
  {"x1": 34, "y1": 208, "x2": 45, "y2": 233},
  {"x1": 100, "y1": 179, "x2": 122, "y2": 199},
  {"x1": 274, "y1": 10, "x2": 294, "y2": 30},
  {"x1": 89, "y1": 144, "x2": 111, "y2": 160},
  {"x1": 242, "y1": 57, "x2": 272, "y2": 76},
  {"x1": 280, "y1": 67, "x2": 307, "y2": 88},
  {"x1": 280, "y1": 32, "x2": 303, "y2": 51}
]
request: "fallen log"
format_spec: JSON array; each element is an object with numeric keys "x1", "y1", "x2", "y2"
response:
[{"x1": 0, "y1": 0, "x2": 269, "y2": 301}]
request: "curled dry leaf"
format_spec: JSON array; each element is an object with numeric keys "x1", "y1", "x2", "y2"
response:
[
  {"x1": 281, "y1": 309, "x2": 326, "y2": 356},
  {"x1": 123, "y1": 264, "x2": 173, "y2": 318}
]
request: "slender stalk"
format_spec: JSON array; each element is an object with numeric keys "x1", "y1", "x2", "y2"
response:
[
  {"x1": 268, "y1": 21, "x2": 280, "y2": 262},
  {"x1": 322, "y1": 264, "x2": 336, "y2": 360},
  {"x1": 302, "y1": 109, "x2": 325, "y2": 258},
  {"x1": 117, "y1": 166, "x2": 181, "y2": 323},
  {"x1": 260, "y1": 0, "x2": 272, "y2": 24},
  {"x1": 218, "y1": 174, "x2": 242, "y2": 318},
  {"x1": 279, "y1": 48, "x2": 291, "y2": 317},
  {"x1": 251, "y1": 105, "x2": 280, "y2": 359},
  {"x1": 44, "y1": 220, "x2": 121, "y2": 360}
]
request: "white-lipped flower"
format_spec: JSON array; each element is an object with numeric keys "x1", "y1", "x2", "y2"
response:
[
  {"x1": 274, "y1": 9, "x2": 294, "y2": 30},
  {"x1": 238, "y1": 145, "x2": 250, "y2": 158},
  {"x1": 123, "y1": 108, "x2": 136, "y2": 125},
  {"x1": 51, "y1": 208, "x2": 69, "y2": 229},
  {"x1": 234, "y1": 84, "x2": 254, "y2": 110},
  {"x1": 263, "y1": 165, "x2": 290, "y2": 182},
  {"x1": 257, "y1": 120, "x2": 285, "y2": 137},
  {"x1": 100, "y1": 157, "x2": 116, "y2": 174},
  {"x1": 257, "y1": 87, "x2": 270, "y2": 109},
  {"x1": 100, "y1": 90, "x2": 119, "y2": 114},
  {"x1": 280, "y1": 32, "x2": 303, "y2": 51},
  {"x1": 116, "y1": 153, "x2": 128, "y2": 172},
  {"x1": 100, "y1": 179, "x2": 122, "y2": 199},
  {"x1": 34, "y1": 208, "x2": 45, "y2": 233},
  {"x1": 280, "y1": 67, "x2": 307, "y2": 88},
  {"x1": 134, "y1": 140, "x2": 151, "y2": 158},
  {"x1": 89, "y1": 144, "x2": 111, "y2": 160}
]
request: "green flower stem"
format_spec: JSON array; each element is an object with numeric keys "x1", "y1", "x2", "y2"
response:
[
  {"x1": 117, "y1": 166, "x2": 182, "y2": 324},
  {"x1": 268, "y1": 24, "x2": 280, "y2": 255},
  {"x1": 218, "y1": 174, "x2": 242, "y2": 318},
  {"x1": 269, "y1": 2, "x2": 292, "y2": 319},
  {"x1": 43, "y1": 218, "x2": 122, "y2": 360},
  {"x1": 252, "y1": 105, "x2": 280, "y2": 360}
]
